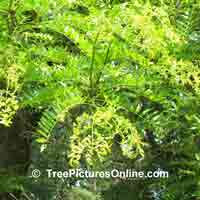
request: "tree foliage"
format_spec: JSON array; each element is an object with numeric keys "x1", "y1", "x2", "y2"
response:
[{"x1": 0, "y1": 0, "x2": 200, "y2": 199}]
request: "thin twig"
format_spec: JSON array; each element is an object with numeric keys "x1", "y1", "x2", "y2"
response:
[
  {"x1": 89, "y1": 31, "x2": 100, "y2": 95},
  {"x1": 95, "y1": 41, "x2": 112, "y2": 86},
  {"x1": 22, "y1": 192, "x2": 32, "y2": 200},
  {"x1": 9, "y1": 193, "x2": 19, "y2": 200}
]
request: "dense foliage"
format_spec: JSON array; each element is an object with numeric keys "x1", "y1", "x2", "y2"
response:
[{"x1": 0, "y1": 0, "x2": 200, "y2": 199}]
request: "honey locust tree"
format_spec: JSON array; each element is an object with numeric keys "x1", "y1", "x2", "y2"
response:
[{"x1": 0, "y1": 0, "x2": 200, "y2": 199}]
